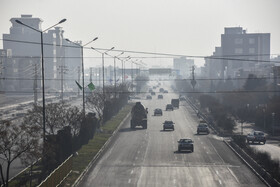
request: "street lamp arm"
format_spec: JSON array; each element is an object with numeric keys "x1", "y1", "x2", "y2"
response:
[
  {"x1": 83, "y1": 37, "x2": 98, "y2": 47},
  {"x1": 43, "y1": 19, "x2": 67, "y2": 32}
]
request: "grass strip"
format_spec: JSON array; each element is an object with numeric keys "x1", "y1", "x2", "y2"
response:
[{"x1": 61, "y1": 104, "x2": 132, "y2": 186}]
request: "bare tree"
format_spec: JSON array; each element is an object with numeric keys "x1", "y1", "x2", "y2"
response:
[
  {"x1": 65, "y1": 106, "x2": 83, "y2": 136},
  {"x1": 86, "y1": 88, "x2": 105, "y2": 126},
  {"x1": 0, "y1": 120, "x2": 41, "y2": 187},
  {"x1": 22, "y1": 102, "x2": 81, "y2": 136}
]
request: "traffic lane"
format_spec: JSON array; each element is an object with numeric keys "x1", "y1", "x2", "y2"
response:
[
  {"x1": 79, "y1": 122, "x2": 149, "y2": 187},
  {"x1": 79, "y1": 93, "x2": 265, "y2": 187}
]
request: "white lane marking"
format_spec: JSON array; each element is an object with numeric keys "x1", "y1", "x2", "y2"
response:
[
  {"x1": 137, "y1": 150, "x2": 140, "y2": 154},
  {"x1": 128, "y1": 179, "x2": 131, "y2": 183},
  {"x1": 206, "y1": 151, "x2": 209, "y2": 154},
  {"x1": 216, "y1": 170, "x2": 219, "y2": 175},
  {"x1": 173, "y1": 179, "x2": 176, "y2": 184},
  {"x1": 175, "y1": 156, "x2": 177, "y2": 160},
  {"x1": 227, "y1": 167, "x2": 240, "y2": 183},
  {"x1": 133, "y1": 163, "x2": 135, "y2": 166},
  {"x1": 203, "y1": 146, "x2": 206, "y2": 149},
  {"x1": 219, "y1": 180, "x2": 222, "y2": 185},
  {"x1": 201, "y1": 142, "x2": 203, "y2": 144},
  {"x1": 135, "y1": 156, "x2": 138, "y2": 160},
  {"x1": 130, "y1": 170, "x2": 134, "y2": 174}
]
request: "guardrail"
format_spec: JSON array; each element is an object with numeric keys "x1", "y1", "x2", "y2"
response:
[{"x1": 38, "y1": 155, "x2": 73, "y2": 187}]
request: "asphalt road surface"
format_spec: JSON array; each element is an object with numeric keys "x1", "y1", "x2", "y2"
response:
[{"x1": 78, "y1": 85, "x2": 266, "y2": 187}]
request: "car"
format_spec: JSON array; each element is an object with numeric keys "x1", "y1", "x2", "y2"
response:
[
  {"x1": 151, "y1": 91, "x2": 156, "y2": 95},
  {"x1": 149, "y1": 88, "x2": 153, "y2": 93},
  {"x1": 166, "y1": 104, "x2": 174, "y2": 111},
  {"x1": 163, "y1": 90, "x2": 168, "y2": 93},
  {"x1": 163, "y1": 120, "x2": 174, "y2": 131},
  {"x1": 146, "y1": 95, "x2": 152, "y2": 99},
  {"x1": 247, "y1": 131, "x2": 266, "y2": 144},
  {"x1": 178, "y1": 139, "x2": 194, "y2": 152},
  {"x1": 179, "y1": 96, "x2": 186, "y2": 101},
  {"x1": 153, "y1": 86, "x2": 157, "y2": 89},
  {"x1": 154, "y1": 108, "x2": 163, "y2": 116},
  {"x1": 158, "y1": 94, "x2": 163, "y2": 99},
  {"x1": 197, "y1": 122, "x2": 210, "y2": 134},
  {"x1": 159, "y1": 88, "x2": 164, "y2": 93}
]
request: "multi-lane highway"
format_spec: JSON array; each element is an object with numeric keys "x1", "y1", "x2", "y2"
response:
[{"x1": 78, "y1": 83, "x2": 265, "y2": 187}]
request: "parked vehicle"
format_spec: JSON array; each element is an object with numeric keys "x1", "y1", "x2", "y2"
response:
[
  {"x1": 247, "y1": 131, "x2": 266, "y2": 144},
  {"x1": 178, "y1": 139, "x2": 194, "y2": 152},
  {"x1": 151, "y1": 91, "x2": 156, "y2": 95},
  {"x1": 146, "y1": 95, "x2": 152, "y2": 100},
  {"x1": 159, "y1": 88, "x2": 164, "y2": 93}
]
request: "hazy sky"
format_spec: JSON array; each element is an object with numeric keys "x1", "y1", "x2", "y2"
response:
[{"x1": 0, "y1": 0, "x2": 279, "y2": 68}]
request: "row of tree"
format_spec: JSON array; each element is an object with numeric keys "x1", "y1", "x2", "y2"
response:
[
  {"x1": 175, "y1": 74, "x2": 280, "y2": 135},
  {"x1": 0, "y1": 82, "x2": 133, "y2": 187}
]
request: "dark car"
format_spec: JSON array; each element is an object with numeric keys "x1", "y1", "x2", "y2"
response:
[
  {"x1": 166, "y1": 104, "x2": 174, "y2": 111},
  {"x1": 159, "y1": 88, "x2": 164, "y2": 93},
  {"x1": 154, "y1": 108, "x2": 163, "y2": 116},
  {"x1": 247, "y1": 131, "x2": 266, "y2": 144},
  {"x1": 163, "y1": 120, "x2": 174, "y2": 131},
  {"x1": 158, "y1": 94, "x2": 163, "y2": 99},
  {"x1": 151, "y1": 91, "x2": 156, "y2": 95},
  {"x1": 146, "y1": 95, "x2": 152, "y2": 100},
  {"x1": 163, "y1": 90, "x2": 168, "y2": 93},
  {"x1": 197, "y1": 123, "x2": 210, "y2": 134},
  {"x1": 178, "y1": 139, "x2": 194, "y2": 152},
  {"x1": 179, "y1": 96, "x2": 186, "y2": 101}
]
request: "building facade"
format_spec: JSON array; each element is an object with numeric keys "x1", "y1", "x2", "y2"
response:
[{"x1": 173, "y1": 57, "x2": 194, "y2": 78}]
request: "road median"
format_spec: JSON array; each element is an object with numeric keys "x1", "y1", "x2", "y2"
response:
[{"x1": 60, "y1": 104, "x2": 132, "y2": 186}]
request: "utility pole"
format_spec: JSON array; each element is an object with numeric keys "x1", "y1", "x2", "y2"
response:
[
  {"x1": 33, "y1": 63, "x2": 38, "y2": 104},
  {"x1": 191, "y1": 66, "x2": 196, "y2": 91},
  {"x1": 78, "y1": 66, "x2": 81, "y2": 96}
]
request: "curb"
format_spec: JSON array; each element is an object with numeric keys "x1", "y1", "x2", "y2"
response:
[
  {"x1": 72, "y1": 112, "x2": 131, "y2": 187},
  {"x1": 223, "y1": 140, "x2": 271, "y2": 187}
]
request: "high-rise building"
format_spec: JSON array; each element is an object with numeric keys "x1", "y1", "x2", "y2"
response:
[
  {"x1": 2, "y1": 15, "x2": 67, "y2": 94},
  {"x1": 221, "y1": 27, "x2": 270, "y2": 78},
  {"x1": 173, "y1": 57, "x2": 194, "y2": 78}
]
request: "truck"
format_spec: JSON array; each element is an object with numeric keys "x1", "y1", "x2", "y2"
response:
[
  {"x1": 171, "y1": 99, "x2": 179, "y2": 108},
  {"x1": 131, "y1": 102, "x2": 148, "y2": 129}
]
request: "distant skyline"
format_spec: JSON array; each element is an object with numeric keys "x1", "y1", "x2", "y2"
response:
[{"x1": 0, "y1": 0, "x2": 280, "y2": 68}]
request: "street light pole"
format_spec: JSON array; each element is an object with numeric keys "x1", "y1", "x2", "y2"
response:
[
  {"x1": 66, "y1": 37, "x2": 98, "y2": 116},
  {"x1": 15, "y1": 18, "x2": 66, "y2": 143},
  {"x1": 113, "y1": 52, "x2": 124, "y2": 98},
  {"x1": 272, "y1": 112, "x2": 275, "y2": 136}
]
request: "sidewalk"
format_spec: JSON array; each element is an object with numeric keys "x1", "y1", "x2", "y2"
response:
[{"x1": 234, "y1": 121, "x2": 280, "y2": 161}]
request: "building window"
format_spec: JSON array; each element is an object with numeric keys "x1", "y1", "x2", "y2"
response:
[
  {"x1": 235, "y1": 38, "x2": 243, "y2": 44},
  {"x1": 53, "y1": 33, "x2": 56, "y2": 38},
  {"x1": 235, "y1": 48, "x2": 243, "y2": 54},
  {"x1": 53, "y1": 49, "x2": 56, "y2": 55},
  {"x1": 54, "y1": 57, "x2": 57, "y2": 62},
  {"x1": 249, "y1": 38, "x2": 255, "y2": 44},
  {"x1": 249, "y1": 48, "x2": 255, "y2": 54}
]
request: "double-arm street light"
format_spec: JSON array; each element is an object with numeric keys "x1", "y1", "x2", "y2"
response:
[
  {"x1": 113, "y1": 52, "x2": 124, "y2": 98},
  {"x1": 123, "y1": 56, "x2": 131, "y2": 83},
  {"x1": 15, "y1": 18, "x2": 67, "y2": 143},
  {"x1": 91, "y1": 47, "x2": 114, "y2": 99},
  {"x1": 66, "y1": 37, "x2": 98, "y2": 116}
]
